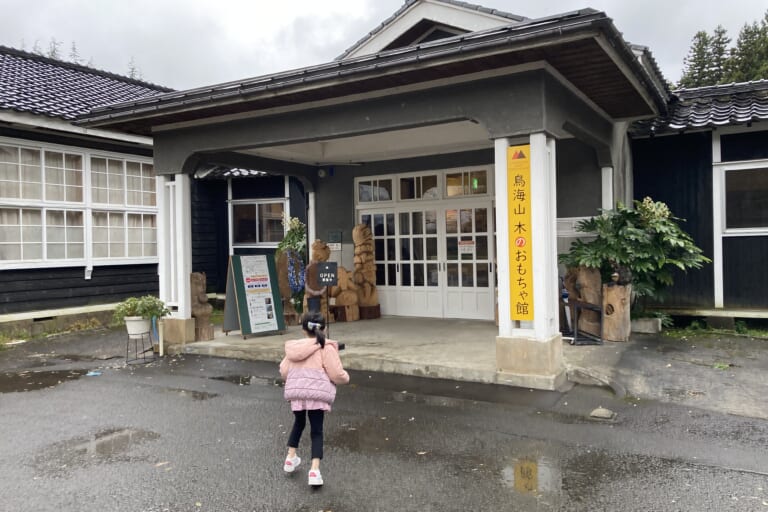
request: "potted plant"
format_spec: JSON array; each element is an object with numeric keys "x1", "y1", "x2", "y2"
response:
[
  {"x1": 113, "y1": 295, "x2": 170, "y2": 335},
  {"x1": 559, "y1": 197, "x2": 710, "y2": 337}
]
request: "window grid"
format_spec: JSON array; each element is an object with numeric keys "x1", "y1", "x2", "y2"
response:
[
  {"x1": 231, "y1": 200, "x2": 286, "y2": 246},
  {"x1": 0, "y1": 139, "x2": 157, "y2": 265}
]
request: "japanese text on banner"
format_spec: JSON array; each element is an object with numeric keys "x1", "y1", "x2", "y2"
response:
[{"x1": 507, "y1": 145, "x2": 534, "y2": 321}]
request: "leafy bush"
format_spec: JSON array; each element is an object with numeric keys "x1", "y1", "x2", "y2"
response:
[
  {"x1": 112, "y1": 295, "x2": 170, "y2": 325},
  {"x1": 559, "y1": 197, "x2": 711, "y2": 308}
]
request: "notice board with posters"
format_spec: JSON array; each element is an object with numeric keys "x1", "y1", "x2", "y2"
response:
[{"x1": 223, "y1": 255, "x2": 285, "y2": 337}]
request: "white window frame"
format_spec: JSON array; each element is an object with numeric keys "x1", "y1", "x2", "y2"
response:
[
  {"x1": 715, "y1": 159, "x2": 768, "y2": 236},
  {"x1": 354, "y1": 165, "x2": 493, "y2": 209},
  {"x1": 0, "y1": 136, "x2": 158, "y2": 270},
  {"x1": 229, "y1": 198, "x2": 288, "y2": 248}
]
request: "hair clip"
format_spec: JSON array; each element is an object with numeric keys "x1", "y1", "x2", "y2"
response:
[{"x1": 307, "y1": 321, "x2": 322, "y2": 330}]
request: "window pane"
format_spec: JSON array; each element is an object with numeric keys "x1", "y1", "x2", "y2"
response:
[
  {"x1": 387, "y1": 263, "x2": 396, "y2": 286},
  {"x1": 400, "y1": 238, "x2": 410, "y2": 260},
  {"x1": 414, "y1": 263, "x2": 424, "y2": 286},
  {"x1": 470, "y1": 170, "x2": 487, "y2": 194},
  {"x1": 399, "y1": 212, "x2": 410, "y2": 235},
  {"x1": 361, "y1": 214, "x2": 371, "y2": 227},
  {"x1": 401, "y1": 264, "x2": 411, "y2": 286},
  {"x1": 726, "y1": 168, "x2": 768, "y2": 228},
  {"x1": 445, "y1": 209, "x2": 458, "y2": 234},
  {"x1": 447, "y1": 263, "x2": 459, "y2": 286},
  {"x1": 375, "y1": 239, "x2": 384, "y2": 260},
  {"x1": 258, "y1": 203, "x2": 284, "y2": 243},
  {"x1": 378, "y1": 179, "x2": 392, "y2": 201},
  {"x1": 376, "y1": 263, "x2": 386, "y2": 286},
  {"x1": 48, "y1": 243, "x2": 66, "y2": 259},
  {"x1": 400, "y1": 177, "x2": 415, "y2": 200},
  {"x1": 373, "y1": 214, "x2": 384, "y2": 236},
  {"x1": 412, "y1": 211, "x2": 423, "y2": 235},
  {"x1": 446, "y1": 172, "x2": 463, "y2": 197},
  {"x1": 475, "y1": 208, "x2": 488, "y2": 232},
  {"x1": 425, "y1": 211, "x2": 437, "y2": 234},
  {"x1": 460, "y1": 209, "x2": 472, "y2": 233},
  {"x1": 462, "y1": 263, "x2": 474, "y2": 287},
  {"x1": 446, "y1": 236, "x2": 458, "y2": 260},
  {"x1": 422, "y1": 175, "x2": 438, "y2": 199},
  {"x1": 233, "y1": 204, "x2": 256, "y2": 243},
  {"x1": 477, "y1": 263, "x2": 489, "y2": 287},
  {"x1": 386, "y1": 239, "x2": 396, "y2": 260},
  {"x1": 426, "y1": 238, "x2": 437, "y2": 260},
  {"x1": 358, "y1": 181, "x2": 372, "y2": 202},
  {"x1": 476, "y1": 236, "x2": 488, "y2": 260},
  {"x1": 413, "y1": 237, "x2": 423, "y2": 260},
  {"x1": 386, "y1": 213, "x2": 395, "y2": 236},
  {"x1": 427, "y1": 263, "x2": 438, "y2": 286}
]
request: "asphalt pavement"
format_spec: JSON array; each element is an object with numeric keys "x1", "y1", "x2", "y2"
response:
[{"x1": 1, "y1": 327, "x2": 767, "y2": 511}]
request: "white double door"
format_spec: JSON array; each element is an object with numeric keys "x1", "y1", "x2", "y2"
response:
[{"x1": 361, "y1": 201, "x2": 495, "y2": 320}]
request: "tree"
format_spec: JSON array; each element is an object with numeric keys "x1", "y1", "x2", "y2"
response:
[
  {"x1": 68, "y1": 41, "x2": 82, "y2": 65},
  {"x1": 678, "y1": 11, "x2": 768, "y2": 88},
  {"x1": 127, "y1": 57, "x2": 143, "y2": 80},
  {"x1": 709, "y1": 25, "x2": 731, "y2": 84},
  {"x1": 726, "y1": 13, "x2": 768, "y2": 82},
  {"x1": 679, "y1": 31, "x2": 712, "y2": 88},
  {"x1": 46, "y1": 37, "x2": 62, "y2": 60}
]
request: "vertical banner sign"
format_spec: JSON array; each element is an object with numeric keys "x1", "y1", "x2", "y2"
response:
[{"x1": 508, "y1": 145, "x2": 534, "y2": 321}]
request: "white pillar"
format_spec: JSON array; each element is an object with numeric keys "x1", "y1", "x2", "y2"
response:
[
  {"x1": 308, "y1": 191, "x2": 317, "y2": 244},
  {"x1": 712, "y1": 133, "x2": 724, "y2": 308},
  {"x1": 494, "y1": 138, "x2": 513, "y2": 337},
  {"x1": 174, "y1": 173, "x2": 192, "y2": 318},
  {"x1": 601, "y1": 166, "x2": 614, "y2": 211},
  {"x1": 529, "y1": 133, "x2": 560, "y2": 340},
  {"x1": 494, "y1": 133, "x2": 564, "y2": 390},
  {"x1": 157, "y1": 175, "x2": 171, "y2": 304}
]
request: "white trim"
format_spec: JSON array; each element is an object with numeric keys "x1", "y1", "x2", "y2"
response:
[
  {"x1": 494, "y1": 137, "x2": 512, "y2": 337},
  {"x1": 527, "y1": 133, "x2": 559, "y2": 339},
  {"x1": 712, "y1": 138, "x2": 724, "y2": 308},
  {"x1": 157, "y1": 175, "x2": 170, "y2": 305},
  {"x1": 228, "y1": 197, "x2": 289, "y2": 248},
  {"x1": 601, "y1": 166, "x2": 614, "y2": 210},
  {"x1": 0, "y1": 111, "x2": 153, "y2": 146},
  {"x1": 712, "y1": 131, "x2": 722, "y2": 164},
  {"x1": 284, "y1": 176, "x2": 291, "y2": 220},
  {"x1": 174, "y1": 173, "x2": 192, "y2": 318},
  {"x1": 308, "y1": 191, "x2": 317, "y2": 245}
]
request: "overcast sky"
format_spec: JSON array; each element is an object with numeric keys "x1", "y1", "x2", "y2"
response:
[{"x1": 2, "y1": 0, "x2": 766, "y2": 90}]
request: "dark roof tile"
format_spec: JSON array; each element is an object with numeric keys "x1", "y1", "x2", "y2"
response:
[
  {"x1": 0, "y1": 45, "x2": 172, "y2": 121},
  {"x1": 631, "y1": 80, "x2": 768, "y2": 136}
]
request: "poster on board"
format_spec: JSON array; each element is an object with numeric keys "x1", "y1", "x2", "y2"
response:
[{"x1": 223, "y1": 254, "x2": 285, "y2": 337}]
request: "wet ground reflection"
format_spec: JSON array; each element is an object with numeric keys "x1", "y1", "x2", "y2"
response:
[
  {"x1": 33, "y1": 428, "x2": 160, "y2": 476},
  {"x1": 0, "y1": 369, "x2": 87, "y2": 393}
]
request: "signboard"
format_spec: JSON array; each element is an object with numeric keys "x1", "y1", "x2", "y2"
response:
[
  {"x1": 458, "y1": 240, "x2": 475, "y2": 255},
  {"x1": 318, "y1": 262, "x2": 338, "y2": 286},
  {"x1": 223, "y1": 254, "x2": 285, "y2": 336},
  {"x1": 508, "y1": 145, "x2": 534, "y2": 321}
]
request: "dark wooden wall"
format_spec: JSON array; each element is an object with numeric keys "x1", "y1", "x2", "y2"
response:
[
  {"x1": 0, "y1": 264, "x2": 158, "y2": 315},
  {"x1": 632, "y1": 132, "x2": 715, "y2": 308},
  {"x1": 190, "y1": 176, "x2": 307, "y2": 295}
]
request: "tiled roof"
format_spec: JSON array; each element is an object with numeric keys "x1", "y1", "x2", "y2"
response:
[
  {"x1": 336, "y1": 0, "x2": 527, "y2": 60},
  {"x1": 0, "y1": 45, "x2": 172, "y2": 121},
  {"x1": 631, "y1": 80, "x2": 768, "y2": 136}
]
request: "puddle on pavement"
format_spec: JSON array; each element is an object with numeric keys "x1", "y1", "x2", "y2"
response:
[
  {"x1": 166, "y1": 388, "x2": 219, "y2": 400},
  {"x1": 0, "y1": 369, "x2": 87, "y2": 393},
  {"x1": 210, "y1": 375, "x2": 282, "y2": 387},
  {"x1": 33, "y1": 428, "x2": 160, "y2": 476},
  {"x1": 389, "y1": 391, "x2": 465, "y2": 408}
]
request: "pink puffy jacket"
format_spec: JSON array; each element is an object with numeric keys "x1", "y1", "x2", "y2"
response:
[{"x1": 279, "y1": 338, "x2": 349, "y2": 412}]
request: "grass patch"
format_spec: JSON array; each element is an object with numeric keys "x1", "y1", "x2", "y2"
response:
[
  {"x1": 663, "y1": 317, "x2": 768, "y2": 340},
  {"x1": 210, "y1": 308, "x2": 224, "y2": 327}
]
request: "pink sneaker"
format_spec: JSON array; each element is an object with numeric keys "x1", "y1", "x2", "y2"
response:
[
  {"x1": 308, "y1": 468, "x2": 323, "y2": 486},
  {"x1": 283, "y1": 455, "x2": 301, "y2": 473}
]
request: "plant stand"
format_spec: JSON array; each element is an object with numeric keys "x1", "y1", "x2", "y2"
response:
[{"x1": 126, "y1": 331, "x2": 155, "y2": 364}]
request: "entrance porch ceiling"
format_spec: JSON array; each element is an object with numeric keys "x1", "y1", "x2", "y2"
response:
[{"x1": 242, "y1": 120, "x2": 492, "y2": 165}]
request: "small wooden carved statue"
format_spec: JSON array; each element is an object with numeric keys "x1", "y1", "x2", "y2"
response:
[{"x1": 190, "y1": 272, "x2": 214, "y2": 341}]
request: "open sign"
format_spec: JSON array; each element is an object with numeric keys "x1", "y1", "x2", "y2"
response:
[{"x1": 318, "y1": 262, "x2": 338, "y2": 286}]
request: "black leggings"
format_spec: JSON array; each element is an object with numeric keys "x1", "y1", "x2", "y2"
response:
[{"x1": 287, "y1": 409, "x2": 324, "y2": 460}]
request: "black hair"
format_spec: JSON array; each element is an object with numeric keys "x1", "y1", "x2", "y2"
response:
[{"x1": 301, "y1": 311, "x2": 326, "y2": 348}]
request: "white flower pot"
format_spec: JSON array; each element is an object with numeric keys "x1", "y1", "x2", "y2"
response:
[{"x1": 125, "y1": 316, "x2": 151, "y2": 335}]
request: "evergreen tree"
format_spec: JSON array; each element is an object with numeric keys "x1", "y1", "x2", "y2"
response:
[
  {"x1": 127, "y1": 57, "x2": 142, "y2": 80},
  {"x1": 679, "y1": 31, "x2": 712, "y2": 88},
  {"x1": 46, "y1": 37, "x2": 62, "y2": 60},
  {"x1": 709, "y1": 25, "x2": 731, "y2": 84},
  {"x1": 68, "y1": 41, "x2": 82, "y2": 65},
  {"x1": 726, "y1": 12, "x2": 768, "y2": 82}
]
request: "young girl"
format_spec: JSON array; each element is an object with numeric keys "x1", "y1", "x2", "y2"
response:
[{"x1": 279, "y1": 312, "x2": 349, "y2": 486}]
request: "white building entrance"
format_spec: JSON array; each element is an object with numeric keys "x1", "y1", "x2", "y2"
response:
[{"x1": 356, "y1": 167, "x2": 495, "y2": 320}]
